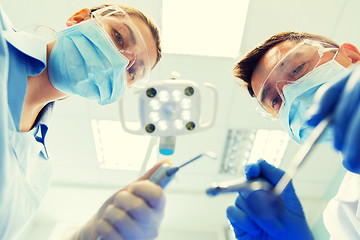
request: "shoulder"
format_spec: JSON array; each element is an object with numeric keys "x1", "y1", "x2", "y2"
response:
[
  {"x1": 0, "y1": 6, "x2": 46, "y2": 75},
  {"x1": 0, "y1": 5, "x2": 14, "y2": 31}
]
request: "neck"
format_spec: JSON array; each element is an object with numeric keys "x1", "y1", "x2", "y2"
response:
[{"x1": 20, "y1": 40, "x2": 70, "y2": 132}]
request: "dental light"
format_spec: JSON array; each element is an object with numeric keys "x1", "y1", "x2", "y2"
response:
[{"x1": 119, "y1": 79, "x2": 217, "y2": 156}]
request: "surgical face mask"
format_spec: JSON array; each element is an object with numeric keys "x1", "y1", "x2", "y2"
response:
[
  {"x1": 48, "y1": 19, "x2": 129, "y2": 105},
  {"x1": 48, "y1": 5, "x2": 153, "y2": 104},
  {"x1": 278, "y1": 59, "x2": 350, "y2": 144}
]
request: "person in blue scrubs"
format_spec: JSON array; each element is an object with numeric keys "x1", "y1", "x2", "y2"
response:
[{"x1": 0, "y1": 3, "x2": 167, "y2": 240}]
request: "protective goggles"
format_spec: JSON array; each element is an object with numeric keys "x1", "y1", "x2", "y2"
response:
[
  {"x1": 256, "y1": 39, "x2": 339, "y2": 117},
  {"x1": 91, "y1": 6, "x2": 152, "y2": 90}
]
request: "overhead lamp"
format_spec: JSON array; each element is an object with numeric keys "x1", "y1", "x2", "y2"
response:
[{"x1": 119, "y1": 79, "x2": 218, "y2": 156}]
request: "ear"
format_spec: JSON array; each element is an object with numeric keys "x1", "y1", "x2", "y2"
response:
[
  {"x1": 66, "y1": 8, "x2": 91, "y2": 27},
  {"x1": 339, "y1": 43, "x2": 360, "y2": 64}
]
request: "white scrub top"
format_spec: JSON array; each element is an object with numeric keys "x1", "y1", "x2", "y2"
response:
[
  {"x1": 323, "y1": 172, "x2": 360, "y2": 240},
  {"x1": 0, "y1": 6, "x2": 54, "y2": 240}
]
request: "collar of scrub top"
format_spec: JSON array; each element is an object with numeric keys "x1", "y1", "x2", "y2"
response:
[
  {"x1": 2, "y1": 29, "x2": 47, "y2": 74},
  {"x1": 32, "y1": 102, "x2": 54, "y2": 160}
]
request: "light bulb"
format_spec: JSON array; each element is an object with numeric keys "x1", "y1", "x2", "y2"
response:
[
  {"x1": 149, "y1": 99, "x2": 161, "y2": 110},
  {"x1": 172, "y1": 90, "x2": 182, "y2": 102},
  {"x1": 181, "y1": 110, "x2": 191, "y2": 121},
  {"x1": 174, "y1": 119, "x2": 183, "y2": 129},
  {"x1": 181, "y1": 98, "x2": 191, "y2": 109},
  {"x1": 158, "y1": 120, "x2": 168, "y2": 131},
  {"x1": 149, "y1": 111, "x2": 160, "y2": 122},
  {"x1": 159, "y1": 90, "x2": 170, "y2": 102}
]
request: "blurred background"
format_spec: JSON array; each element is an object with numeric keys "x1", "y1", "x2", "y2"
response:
[{"x1": 1, "y1": 0, "x2": 359, "y2": 239}]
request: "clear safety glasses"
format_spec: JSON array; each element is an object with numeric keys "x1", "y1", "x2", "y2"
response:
[
  {"x1": 91, "y1": 6, "x2": 152, "y2": 89},
  {"x1": 256, "y1": 39, "x2": 339, "y2": 117}
]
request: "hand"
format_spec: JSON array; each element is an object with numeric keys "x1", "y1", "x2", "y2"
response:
[
  {"x1": 226, "y1": 160, "x2": 313, "y2": 240},
  {"x1": 307, "y1": 65, "x2": 360, "y2": 173},
  {"x1": 76, "y1": 160, "x2": 171, "y2": 240}
]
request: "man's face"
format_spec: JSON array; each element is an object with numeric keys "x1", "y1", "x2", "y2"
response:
[{"x1": 251, "y1": 40, "x2": 341, "y2": 117}]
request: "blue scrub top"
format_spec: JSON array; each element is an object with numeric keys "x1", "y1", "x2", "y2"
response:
[{"x1": 0, "y1": 6, "x2": 54, "y2": 239}]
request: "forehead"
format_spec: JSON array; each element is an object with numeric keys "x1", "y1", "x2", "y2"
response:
[
  {"x1": 251, "y1": 40, "x2": 299, "y2": 97},
  {"x1": 129, "y1": 16, "x2": 157, "y2": 69}
]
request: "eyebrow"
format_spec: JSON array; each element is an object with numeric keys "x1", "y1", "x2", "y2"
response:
[{"x1": 124, "y1": 23, "x2": 136, "y2": 45}]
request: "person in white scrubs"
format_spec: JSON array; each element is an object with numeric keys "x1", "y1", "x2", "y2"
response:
[
  {"x1": 226, "y1": 31, "x2": 360, "y2": 239},
  {"x1": 0, "y1": 3, "x2": 167, "y2": 240}
]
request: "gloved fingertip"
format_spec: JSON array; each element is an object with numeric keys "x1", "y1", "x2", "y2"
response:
[
  {"x1": 306, "y1": 114, "x2": 321, "y2": 127},
  {"x1": 244, "y1": 163, "x2": 260, "y2": 179},
  {"x1": 342, "y1": 148, "x2": 360, "y2": 174},
  {"x1": 305, "y1": 105, "x2": 322, "y2": 127},
  {"x1": 257, "y1": 159, "x2": 267, "y2": 164},
  {"x1": 334, "y1": 131, "x2": 344, "y2": 152}
]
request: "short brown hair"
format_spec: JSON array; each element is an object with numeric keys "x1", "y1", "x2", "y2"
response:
[
  {"x1": 234, "y1": 31, "x2": 339, "y2": 97},
  {"x1": 90, "y1": 3, "x2": 162, "y2": 68}
]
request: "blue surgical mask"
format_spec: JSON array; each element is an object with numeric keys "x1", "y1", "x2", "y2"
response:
[
  {"x1": 48, "y1": 19, "x2": 129, "y2": 105},
  {"x1": 278, "y1": 59, "x2": 350, "y2": 144}
]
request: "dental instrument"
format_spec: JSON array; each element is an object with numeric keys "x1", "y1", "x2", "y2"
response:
[{"x1": 150, "y1": 151, "x2": 217, "y2": 188}]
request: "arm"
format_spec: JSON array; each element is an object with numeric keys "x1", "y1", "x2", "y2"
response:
[{"x1": 307, "y1": 65, "x2": 360, "y2": 173}]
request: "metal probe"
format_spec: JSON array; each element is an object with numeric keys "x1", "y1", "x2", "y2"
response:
[
  {"x1": 150, "y1": 151, "x2": 217, "y2": 188},
  {"x1": 206, "y1": 178, "x2": 273, "y2": 197}
]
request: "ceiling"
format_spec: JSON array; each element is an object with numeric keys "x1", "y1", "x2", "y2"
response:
[{"x1": 1, "y1": 0, "x2": 358, "y2": 239}]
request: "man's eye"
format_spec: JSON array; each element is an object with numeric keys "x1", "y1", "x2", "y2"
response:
[
  {"x1": 271, "y1": 94, "x2": 282, "y2": 109},
  {"x1": 128, "y1": 67, "x2": 136, "y2": 81},
  {"x1": 113, "y1": 30, "x2": 125, "y2": 49},
  {"x1": 291, "y1": 63, "x2": 306, "y2": 78}
]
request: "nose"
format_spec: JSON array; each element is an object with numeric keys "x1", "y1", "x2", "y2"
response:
[{"x1": 119, "y1": 49, "x2": 137, "y2": 69}]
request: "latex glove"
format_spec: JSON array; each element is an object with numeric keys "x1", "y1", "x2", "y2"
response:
[
  {"x1": 307, "y1": 66, "x2": 360, "y2": 173},
  {"x1": 73, "y1": 160, "x2": 171, "y2": 240},
  {"x1": 226, "y1": 160, "x2": 313, "y2": 240}
]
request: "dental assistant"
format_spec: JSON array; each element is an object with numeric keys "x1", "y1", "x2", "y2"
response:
[
  {"x1": 0, "y1": 3, "x2": 166, "y2": 240},
  {"x1": 227, "y1": 31, "x2": 360, "y2": 239}
]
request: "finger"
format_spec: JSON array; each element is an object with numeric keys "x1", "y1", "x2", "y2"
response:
[
  {"x1": 235, "y1": 192, "x2": 284, "y2": 237},
  {"x1": 137, "y1": 159, "x2": 172, "y2": 181},
  {"x1": 333, "y1": 69, "x2": 360, "y2": 151},
  {"x1": 226, "y1": 205, "x2": 261, "y2": 236},
  {"x1": 306, "y1": 75, "x2": 349, "y2": 126},
  {"x1": 342, "y1": 106, "x2": 360, "y2": 173},
  {"x1": 102, "y1": 204, "x2": 144, "y2": 239},
  {"x1": 244, "y1": 163, "x2": 261, "y2": 179},
  {"x1": 113, "y1": 191, "x2": 153, "y2": 223},
  {"x1": 96, "y1": 218, "x2": 124, "y2": 240},
  {"x1": 256, "y1": 160, "x2": 285, "y2": 186},
  {"x1": 128, "y1": 180, "x2": 165, "y2": 211}
]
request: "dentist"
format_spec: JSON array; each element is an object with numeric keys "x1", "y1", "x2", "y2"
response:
[{"x1": 0, "y1": 3, "x2": 166, "y2": 240}]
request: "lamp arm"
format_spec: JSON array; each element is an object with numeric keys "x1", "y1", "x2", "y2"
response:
[{"x1": 199, "y1": 83, "x2": 218, "y2": 130}]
